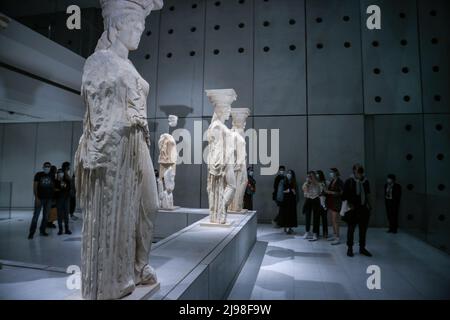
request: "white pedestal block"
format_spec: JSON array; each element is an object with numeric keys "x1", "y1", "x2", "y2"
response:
[{"x1": 199, "y1": 221, "x2": 235, "y2": 228}]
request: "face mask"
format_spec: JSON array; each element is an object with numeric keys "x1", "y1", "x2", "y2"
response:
[
  {"x1": 43, "y1": 167, "x2": 50, "y2": 174},
  {"x1": 279, "y1": 170, "x2": 285, "y2": 176},
  {"x1": 249, "y1": 171, "x2": 254, "y2": 177},
  {"x1": 316, "y1": 174, "x2": 320, "y2": 180},
  {"x1": 286, "y1": 173, "x2": 292, "y2": 180},
  {"x1": 329, "y1": 172, "x2": 335, "y2": 179}
]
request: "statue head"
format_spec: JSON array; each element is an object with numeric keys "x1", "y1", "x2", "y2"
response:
[
  {"x1": 168, "y1": 115, "x2": 178, "y2": 127},
  {"x1": 205, "y1": 89, "x2": 237, "y2": 123},
  {"x1": 96, "y1": 0, "x2": 163, "y2": 52},
  {"x1": 231, "y1": 108, "x2": 250, "y2": 130}
]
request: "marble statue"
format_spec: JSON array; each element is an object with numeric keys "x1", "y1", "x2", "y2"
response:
[
  {"x1": 74, "y1": 0, "x2": 163, "y2": 300},
  {"x1": 158, "y1": 115, "x2": 178, "y2": 210},
  {"x1": 205, "y1": 89, "x2": 237, "y2": 224},
  {"x1": 228, "y1": 108, "x2": 250, "y2": 213}
]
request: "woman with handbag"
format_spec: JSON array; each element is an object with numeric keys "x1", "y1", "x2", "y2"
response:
[
  {"x1": 302, "y1": 171, "x2": 321, "y2": 240},
  {"x1": 325, "y1": 168, "x2": 344, "y2": 245}
]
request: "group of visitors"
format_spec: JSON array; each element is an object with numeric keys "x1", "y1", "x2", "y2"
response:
[
  {"x1": 28, "y1": 161, "x2": 76, "y2": 239},
  {"x1": 273, "y1": 164, "x2": 402, "y2": 257}
]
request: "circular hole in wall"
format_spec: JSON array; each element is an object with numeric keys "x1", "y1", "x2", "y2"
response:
[
  {"x1": 434, "y1": 95, "x2": 441, "y2": 102},
  {"x1": 213, "y1": 49, "x2": 220, "y2": 55},
  {"x1": 289, "y1": 44, "x2": 296, "y2": 51},
  {"x1": 344, "y1": 42, "x2": 351, "y2": 48},
  {"x1": 433, "y1": 66, "x2": 439, "y2": 72},
  {"x1": 405, "y1": 124, "x2": 412, "y2": 131},
  {"x1": 402, "y1": 67, "x2": 409, "y2": 73},
  {"x1": 403, "y1": 95, "x2": 411, "y2": 102},
  {"x1": 238, "y1": 22, "x2": 245, "y2": 28},
  {"x1": 406, "y1": 153, "x2": 413, "y2": 161},
  {"x1": 166, "y1": 53, "x2": 172, "y2": 58},
  {"x1": 373, "y1": 68, "x2": 381, "y2": 75},
  {"x1": 407, "y1": 184, "x2": 414, "y2": 191},
  {"x1": 316, "y1": 43, "x2": 323, "y2": 49},
  {"x1": 372, "y1": 40, "x2": 379, "y2": 47},
  {"x1": 289, "y1": 19, "x2": 296, "y2": 25},
  {"x1": 190, "y1": 51, "x2": 196, "y2": 56},
  {"x1": 191, "y1": 27, "x2": 196, "y2": 32},
  {"x1": 192, "y1": 4, "x2": 197, "y2": 9},
  {"x1": 437, "y1": 153, "x2": 444, "y2": 161},
  {"x1": 169, "y1": 6, "x2": 175, "y2": 11},
  {"x1": 239, "y1": 0, "x2": 245, "y2": 4},
  {"x1": 263, "y1": 21, "x2": 270, "y2": 27},
  {"x1": 400, "y1": 39, "x2": 408, "y2": 46},
  {"x1": 214, "y1": 25, "x2": 220, "y2": 30},
  {"x1": 263, "y1": 46, "x2": 270, "y2": 52},
  {"x1": 438, "y1": 184, "x2": 446, "y2": 191},
  {"x1": 168, "y1": 29, "x2": 174, "y2": 34},
  {"x1": 431, "y1": 37, "x2": 439, "y2": 44},
  {"x1": 238, "y1": 47, "x2": 245, "y2": 53},
  {"x1": 438, "y1": 214, "x2": 445, "y2": 222},
  {"x1": 435, "y1": 124, "x2": 443, "y2": 131},
  {"x1": 430, "y1": 10, "x2": 437, "y2": 16},
  {"x1": 146, "y1": 30, "x2": 152, "y2": 36},
  {"x1": 374, "y1": 96, "x2": 382, "y2": 103},
  {"x1": 145, "y1": 54, "x2": 150, "y2": 60},
  {"x1": 343, "y1": 15, "x2": 350, "y2": 22},
  {"x1": 215, "y1": 1, "x2": 221, "y2": 7},
  {"x1": 399, "y1": 12, "x2": 406, "y2": 19},
  {"x1": 316, "y1": 17, "x2": 323, "y2": 23}
]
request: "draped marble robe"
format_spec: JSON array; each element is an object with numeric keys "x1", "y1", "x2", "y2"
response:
[
  {"x1": 206, "y1": 119, "x2": 236, "y2": 224},
  {"x1": 75, "y1": 49, "x2": 159, "y2": 300},
  {"x1": 158, "y1": 133, "x2": 177, "y2": 209},
  {"x1": 229, "y1": 130, "x2": 247, "y2": 212}
]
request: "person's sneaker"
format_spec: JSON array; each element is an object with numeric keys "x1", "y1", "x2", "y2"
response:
[
  {"x1": 302, "y1": 232, "x2": 311, "y2": 239},
  {"x1": 347, "y1": 247, "x2": 354, "y2": 257},
  {"x1": 360, "y1": 248, "x2": 373, "y2": 257},
  {"x1": 40, "y1": 232, "x2": 49, "y2": 237},
  {"x1": 331, "y1": 238, "x2": 340, "y2": 245},
  {"x1": 27, "y1": 234, "x2": 33, "y2": 239},
  {"x1": 287, "y1": 228, "x2": 294, "y2": 235},
  {"x1": 65, "y1": 229, "x2": 72, "y2": 235},
  {"x1": 309, "y1": 234, "x2": 318, "y2": 242},
  {"x1": 58, "y1": 230, "x2": 63, "y2": 235}
]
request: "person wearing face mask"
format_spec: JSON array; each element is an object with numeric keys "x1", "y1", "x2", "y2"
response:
[
  {"x1": 46, "y1": 165, "x2": 58, "y2": 229},
  {"x1": 272, "y1": 165, "x2": 286, "y2": 227},
  {"x1": 302, "y1": 171, "x2": 321, "y2": 240},
  {"x1": 325, "y1": 168, "x2": 344, "y2": 245},
  {"x1": 342, "y1": 164, "x2": 372, "y2": 257},
  {"x1": 243, "y1": 166, "x2": 256, "y2": 210},
  {"x1": 28, "y1": 162, "x2": 55, "y2": 239},
  {"x1": 385, "y1": 174, "x2": 402, "y2": 234},
  {"x1": 55, "y1": 168, "x2": 72, "y2": 235},
  {"x1": 316, "y1": 170, "x2": 329, "y2": 239},
  {"x1": 278, "y1": 170, "x2": 299, "y2": 234}
]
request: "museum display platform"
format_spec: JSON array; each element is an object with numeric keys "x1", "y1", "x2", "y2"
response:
[{"x1": 3, "y1": 209, "x2": 257, "y2": 300}]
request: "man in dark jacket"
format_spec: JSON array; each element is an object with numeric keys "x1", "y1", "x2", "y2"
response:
[
  {"x1": 342, "y1": 165, "x2": 372, "y2": 257},
  {"x1": 271, "y1": 166, "x2": 286, "y2": 227},
  {"x1": 385, "y1": 174, "x2": 402, "y2": 234}
]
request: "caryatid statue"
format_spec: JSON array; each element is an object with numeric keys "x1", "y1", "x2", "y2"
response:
[
  {"x1": 158, "y1": 115, "x2": 178, "y2": 210},
  {"x1": 228, "y1": 108, "x2": 250, "y2": 213},
  {"x1": 205, "y1": 89, "x2": 237, "y2": 224},
  {"x1": 74, "y1": 0, "x2": 163, "y2": 300}
]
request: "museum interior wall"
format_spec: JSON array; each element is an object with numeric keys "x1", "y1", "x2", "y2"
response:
[{"x1": 0, "y1": 0, "x2": 448, "y2": 252}]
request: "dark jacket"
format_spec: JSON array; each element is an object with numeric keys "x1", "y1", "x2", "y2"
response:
[
  {"x1": 342, "y1": 176, "x2": 371, "y2": 209},
  {"x1": 384, "y1": 183, "x2": 402, "y2": 206}
]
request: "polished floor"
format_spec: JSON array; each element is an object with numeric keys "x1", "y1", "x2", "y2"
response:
[
  {"x1": 1, "y1": 211, "x2": 449, "y2": 299},
  {"x1": 229, "y1": 224, "x2": 450, "y2": 300}
]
